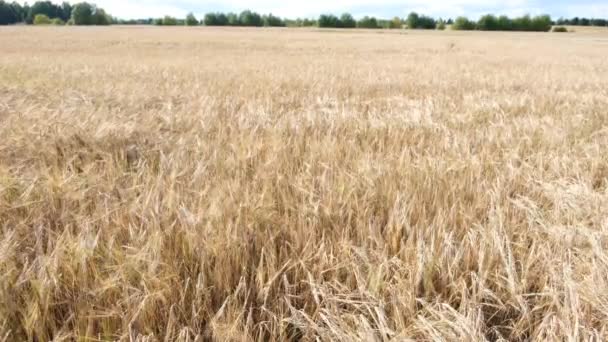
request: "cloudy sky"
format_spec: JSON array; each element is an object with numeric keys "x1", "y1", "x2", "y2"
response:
[{"x1": 50, "y1": 0, "x2": 608, "y2": 20}]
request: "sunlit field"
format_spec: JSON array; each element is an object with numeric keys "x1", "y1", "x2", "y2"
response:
[{"x1": 1, "y1": 26, "x2": 608, "y2": 341}]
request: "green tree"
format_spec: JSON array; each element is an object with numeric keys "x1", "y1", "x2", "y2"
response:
[
  {"x1": 389, "y1": 17, "x2": 402, "y2": 29},
  {"x1": 238, "y1": 10, "x2": 263, "y2": 26},
  {"x1": 452, "y1": 16, "x2": 476, "y2": 30},
  {"x1": 203, "y1": 13, "x2": 218, "y2": 25},
  {"x1": 51, "y1": 17, "x2": 64, "y2": 25},
  {"x1": 33, "y1": 13, "x2": 51, "y2": 24},
  {"x1": 0, "y1": 1, "x2": 16, "y2": 25},
  {"x1": 406, "y1": 12, "x2": 419, "y2": 28},
  {"x1": 60, "y1": 2, "x2": 71, "y2": 21},
  {"x1": 477, "y1": 14, "x2": 498, "y2": 30},
  {"x1": 0, "y1": 1, "x2": 27, "y2": 24},
  {"x1": 357, "y1": 16, "x2": 379, "y2": 29},
  {"x1": 70, "y1": 3, "x2": 111, "y2": 26},
  {"x1": 94, "y1": 8, "x2": 110, "y2": 25},
  {"x1": 204, "y1": 12, "x2": 229, "y2": 26},
  {"x1": 512, "y1": 14, "x2": 532, "y2": 31},
  {"x1": 530, "y1": 15, "x2": 551, "y2": 31},
  {"x1": 22, "y1": 2, "x2": 30, "y2": 20},
  {"x1": 302, "y1": 18, "x2": 315, "y2": 27},
  {"x1": 27, "y1": 1, "x2": 62, "y2": 24},
  {"x1": 317, "y1": 14, "x2": 339, "y2": 28},
  {"x1": 185, "y1": 12, "x2": 198, "y2": 26},
  {"x1": 216, "y1": 13, "x2": 229, "y2": 26},
  {"x1": 419, "y1": 15, "x2": 436, "y2": 28},
  {"x1": 339, "y1": 13, "x2": 356, "y2": 28},
  {"x1": 436, "y1": 19, "x2": 446, "y2": 30},
  {"x1": 226, "y1": 12, "x2": 238, "y2": 25},
  {"x1": 11, "y1": 2, "x2": 26, "y2": 22},
  {"x1": 222, "y1": 13, "x2": 232, "y2": 25},
  {"x1": 70, "y1": 2, "x2": 94, "y2": 25},
  {"x1": 497, "y1": 15, "x2": 512, "y2": 30},
  {"x1": 263, "y1": 13, "x2": 284, "y2": 27},
  {"x1": 406, "y1": 12, "x2": 435, "y2": 29},
  {"x1": 162, "y1": 15, "x2": 177, "y2": 25}
]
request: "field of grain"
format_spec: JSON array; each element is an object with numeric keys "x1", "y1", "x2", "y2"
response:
[{"x1": 1, "y1": 26, "x2": 608, "y2": 341}]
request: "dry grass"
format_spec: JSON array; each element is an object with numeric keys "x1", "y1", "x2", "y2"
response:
[{"x1": 1, "y1": 26, "x2": 608, "y2": 341}]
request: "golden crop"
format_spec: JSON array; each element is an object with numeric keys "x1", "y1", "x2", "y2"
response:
[{"x1": 1, "y1": 26, "x2": 608, "y2": 341}]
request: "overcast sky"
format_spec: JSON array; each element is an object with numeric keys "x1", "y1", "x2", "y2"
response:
[{"x1": 38, "y1": 0, "x2": 608, "y2": 20}]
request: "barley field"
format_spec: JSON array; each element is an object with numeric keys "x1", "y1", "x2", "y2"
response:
[{"x1": 1, "y1": 26, "x2": 608, "y2": 341}]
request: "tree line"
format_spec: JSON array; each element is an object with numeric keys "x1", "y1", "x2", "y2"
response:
[
  {"x1": 3, "y1": 4, "x2": 608, "y2": 30},
  {"x1": 119, "y1": 11, "x2": 287, "y2": 27},
  {"x1": 0, "y1": 1, "x2": 111, "y2": 25},
  {"x1": 452, "y1": 14, "x2": 553, "y2": 31},
  {"x1": 200, "y1": 11, "x2": 285, "y2": 27},
  {"x1": 194, "y1": 11, "x2": 418, "y2": 29},
  {"x1": 0, "y1": 1, "x2": 72, "y2": 24},
  {"x1": 556, "y1": 17, "x2": 608, "y2": 26},
  {"x1": 168, "y1": 11, "x2": 608, "y2": 32}
]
